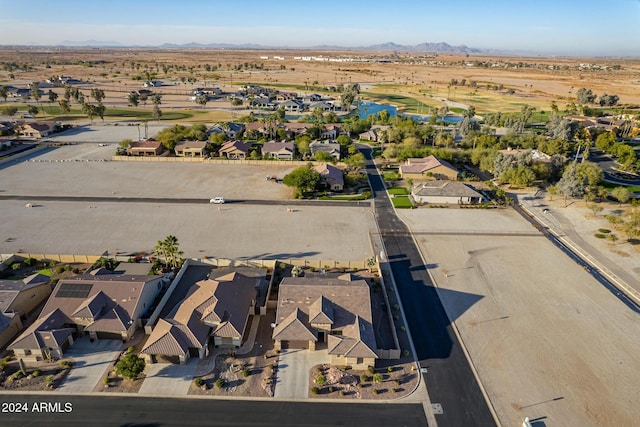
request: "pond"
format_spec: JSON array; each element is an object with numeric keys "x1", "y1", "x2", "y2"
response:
[{"x1": 358, "y1": 101, "x2": 464, "y2": 123}]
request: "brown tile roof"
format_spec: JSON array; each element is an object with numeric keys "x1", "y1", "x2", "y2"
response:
[
  {"x1": 401, "y1": 155, "x2": 457, "y2": 175},
  {"x1": 129, "y1": 139, "x2": 163, "y2": 149},
  {"x1": 141, "y1": 318, "x2": 191, "y2": 356},
  {"x1": 175, "y1": 140, "x2": 207, "y2": 150},
  {"x1": 219, "y1": 140, "x2": 251, "y2": 154},
  {"x1": 313, "y1": 163, "x2": 344, "y2": 187},
  {"x1": 262, "y1": 141, "x2": 294, "y2": 154},
  {"x1": 412, "y1": 181, "x2": 483, "y2": 198},
  {"x1": 273, "y1": 276, "x2": 376, "y2": 358},
  {"x1": 9, "y1": 309, "x2": 74, "y2": 351}
]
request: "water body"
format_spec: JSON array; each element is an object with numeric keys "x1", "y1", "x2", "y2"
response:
[{"x1": 358, "y1": 101, "x2": 464, "y2": 123}]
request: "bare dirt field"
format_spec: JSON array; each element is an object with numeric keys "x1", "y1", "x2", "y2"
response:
[
  {"x1": 1, "y1": 49, "x2": 639, "y2": 118},
  {"x1": 398, "y1": 208, "x2": 640, "y2": 427},
  {"x1": 0, "y1": 144, "x2": 374, "y2": 260}
]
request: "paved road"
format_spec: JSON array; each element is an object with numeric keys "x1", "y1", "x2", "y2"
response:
[
  {"x1": 0, "y1": 393, "x2": 428, "y2": 427},
  {"x1": 0, "y1": 194, "x2": 367, "y2": 207},
  {"x1": 360, "y1": 145, "x2": 496, "y2": 427}
]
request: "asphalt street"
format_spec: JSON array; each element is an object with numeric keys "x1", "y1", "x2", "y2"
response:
[
  {"x1": 360, "y1": 146, "x2": 496, "y2": 427},
  {"x1": 0, "y1": 394, "x2": 428, "y2": 427}
]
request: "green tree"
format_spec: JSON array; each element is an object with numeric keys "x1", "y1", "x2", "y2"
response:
[
  {"x1": 119, "y1": 138, "x2": 132, "y2": 149},
  {"x1": 576, "y1": 88, "x2": 597, "y2": 104},
  {"x1": 282, "y1": 165, "x2": 322, "y2": 196},
  {"x1": 314, "y1": 150, "x2": 335, "y2": 162},
  {"x1": 127, "y1": 91, "x2": 140, "y2": 107},
  {"x1": 151, "y1": 94, "x2": 162, "y2": 106},
  {"x1": 153, "y1": 104, "x2": 162, "y2": 122},
  {"x1": 587, "y1": 203, "x2": 604, "y2": 216},
  {"x1": 27, "y1": 105, "x2": 39, "y2": 116},
  {"x1": 162, "y1": 235, "x2": 183, "y2": 268},
  {"x1": 595, "y1": 132, "x2": 616, "y2": 152},
  {"x1": 58, "y1": 99, "x2": 70, "y2": 114},
  {"x1": 0, "y1": 85, "x2": 8, "y2": 102},
  {"x1": 90, "y1": 88, "x2": 105, "y2": 103},
  {"x1": 611, "y1": 187, "x2": 630, "y2": 206},
  {"x1": 556, "y1": 163, "x2": 585, "y2": 200},
  {"x1": 47, "y1": 90, "x2": 58, "y2": 113},
  {"x1": 30, "y1": 82, "x2": 42, "y2": 113},
  {"x1": 115, "y1": 353, "x2": 145, "y2": 380},
  {"x1": 295, "y1": 135, "x2": 311, "y2": 158},
  {"x1": 1, "y1": 106, "x2": 18, "y2": 117},
  {"x1": 195, "y1": 93, "x2": 208, "y2": 108}
]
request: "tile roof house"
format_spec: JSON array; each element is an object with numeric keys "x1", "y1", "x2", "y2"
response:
[
  {"x1": 127, "y1": 139, "x2": 165, "y2": 156},
  {"x1": 310, "y1": 141, "x2": 341, "y2": 160},
  {"x1": 142, "y1": 268, "x2": 266, "y2": 364},
  {"x1": 411, "y1": 180, "x2": 483, "y2": 205},
  {"x1": 208, "y1": 122, "x2": 246, "y2": 140},
  {"x1": 358, "y1": 125, "x2": 389, "y2": 142},
  {"x1": 0, "y1": 274, "x2": 51, "y2": 349},
  {"x1": 174, "y1": 140, "x2": 207, "y2": 157},
  {"x1": 261, "y1": 141, "x2": 295, "y2": 160},
  {"x1": 20, "y1": 121, "x2": 59, "y2": 138},
  {"x1": 219, "y1": 140, "x2": 251, "y2": 159},
  {"x1": 273, "y1": 275, "x2": 377, "y2": 368},
  {"x1": 9, "y1": 270, "x2": 163, "y2": 361},
  {"x1": 280, "y1": 99, "x2": 304, "y2": 113},
  {"x1": 313, "y1": 163, "x2": 344, "y2": 191},
  {"x1": 399, "y1": 155, "x2": 459, "y2": 180},
  {"x1": 320, "y1": 124, "x2": 342, "y2": 140}
]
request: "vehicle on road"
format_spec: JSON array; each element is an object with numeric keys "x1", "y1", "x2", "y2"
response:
[{"x1": 210, "y1": 197, "x2": 225, "y2": 204}]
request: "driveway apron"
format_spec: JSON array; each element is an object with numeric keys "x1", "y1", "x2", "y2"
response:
[
  {"x1": 56, "y1": 336, "x2": 122, "y2": 393},
  {"x1": 139, "y1": 358, "x2": 199, "y2": 395},
  {"x1": 274, "y1": 349, "x2": 330, "y2": 399}
]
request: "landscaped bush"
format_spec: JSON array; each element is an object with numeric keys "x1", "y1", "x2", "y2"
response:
[
  {"x1": 367, "y1": 366, "x2": 375, "y2": 374},
  {"x1": 24, "y1": 257, "x2": 36, "y2": 266},
  {"x1": 594, "y1": 233, "x2": 606, "y2": 239},
  {"x1": 55, "y1": 266, "x2": 65, "y2": 274},
  {"x1": 310, "y1": 386, "x2": 319, "y2": 394},
  {"x1": 372, "y1": 373, "x2": 383, "y2": 384},
  {"x1": 360, "y1": 374, "x2": 369, "y2": 383},
  {"x1": 372, "y1": 389, "x2": 379, "y2": 395},
  {"x1": 64, "y1": 264, "x2": 73, "y2": 271},
  {"x1": 59, "y1": 360, "x2": 72, "y2": 369},
  {"x1": 598, "y1": 228, "x2": 611, "y2": 233},
  {"x1": 103, "y1": 377, "x2": 110, "y2": 384},
  {"x1": 194, "y1": 378, "x2": 204, "y2": 387},
  {"x1": 316, "y1": 374, "x2": 327, "y2": 386},
  {"x1": 32, "y1": 370, "x2": 42, "y2": 377},
  {"x1": 328, "y1": 386, "x2": 334, "y2": 393},
  {"x1": 215, "y1": 378, "x2": 226, "y2": 389},
  {"x1": 242, "y1": 368, "x2": 250, "y2": 377},
  {"x1": 387, "y1": 366, "x2": 394, "y2": 373}
]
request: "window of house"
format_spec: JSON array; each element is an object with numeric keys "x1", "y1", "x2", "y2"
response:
[{"x1": 357, "y1": 358, "x2": 363, "y2": 365}]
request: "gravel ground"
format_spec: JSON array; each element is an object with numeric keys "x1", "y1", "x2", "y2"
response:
[{"x1": 398, "y1": 208, "x2": 640, "y2": 427}]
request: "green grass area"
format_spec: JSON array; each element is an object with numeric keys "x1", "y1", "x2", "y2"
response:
[
  {"x1": 37, "y1": 268, "x2": 53, "y2": 277},
  {"x1": 319, "y1": 191, "x2": 371, "y2": 201},
  {"x1": 391, "y1": 196, "x2": 414, "y2": 209},
  {"x1": 1, "y1": 104, "x2": 196, "y2": 121},
  {"x1": 382, "y1": 170, "x2": 401, "y2": 182},
  {"x1": 602, "y1": 182, "x2": 640, "y2": 192},
  {"x1": 362, "y1": 92, "x2": 423, "y2": 114},
  {"x1": 387, "y1": 187, "x2": 409, "y2": 195}
]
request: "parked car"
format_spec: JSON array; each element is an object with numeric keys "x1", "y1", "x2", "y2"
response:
[{"x1": 210, "y1": 197, "x2": 225, "y2": 204}]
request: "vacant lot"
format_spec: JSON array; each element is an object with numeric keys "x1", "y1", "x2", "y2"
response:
[
  {"x1": 0, "y1": 144, "x2": 374, "y2": 260},
  {"x1": 398, "y1": 208, "x2": 640, "y2": 427}
]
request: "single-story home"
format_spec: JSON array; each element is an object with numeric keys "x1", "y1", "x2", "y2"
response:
[
  {"x1": 141, "y1": 268, "x2": 266, "y2": 364},
  {"x1": 273, "y1": 274, "x2": 377, "y2": 369},
  {"x1": 20, "y1": 121, "x2": 59, "y2": 138},
  {"x1": 411, "y1": 180, "x2": 483, "y2": 205},
  {"x1": 0, "y1": 273, "x2": 52, "y2": 349},
  {"x1": 358, "y1": 125, "x2": 389, "y2": 142},
  {"x1": 262, "y1": 141, "x2": 295, "y2": 160},
  {"x1": 9, "y1": 269, "x2": 164, "y2": 361},
  {"x1": 314, "y1": 163, "x2": 344, "y2": 191},
  {"x1": 400, "y1": 155, "x2": 459, "y2": 180},
  {"x1": 175, "y1": 140, "x2": 207, "y2": 157},
  {"x1": 208, "y1": 123, "x2": 245, "y2": 140},
  {"x1": 219, "y1": 140, "x2": 251, "y2": 159},
  {"x1": 320, "y1": 124, "x2": 342, "y2": 140},
  {"x1": 280, "y1": 99, "x2": 304, "y2": 113},
  {"x1": 127, "y1": 139, "x2": 165, "y2": 156},
  {"x1": 310, "y1": 141, "x2": 341, "y2": 160}
]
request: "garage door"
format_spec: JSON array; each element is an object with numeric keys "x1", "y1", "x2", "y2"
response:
[
  {"x1": 281, "y1": 341, "x2": 308, "y2": 350},
  {"x1": 156, "y1": 354, "x2": 182, "y2": 364},
  {"x1": 96, "y1": 331, "x2": 123, "y2": 340}
]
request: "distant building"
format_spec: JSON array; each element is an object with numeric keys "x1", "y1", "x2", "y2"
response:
[{"x1": 399, "y1": 156, "x2": 459, "y2": 180}]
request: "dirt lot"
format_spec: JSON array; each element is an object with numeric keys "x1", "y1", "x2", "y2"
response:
[{"x1": 398, "y1": 207, "x2": 640, "y2": 427}]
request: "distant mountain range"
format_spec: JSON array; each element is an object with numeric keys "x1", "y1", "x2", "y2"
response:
[{"x1": 46, "y1": 40, "x2": 493, "y2": 54}]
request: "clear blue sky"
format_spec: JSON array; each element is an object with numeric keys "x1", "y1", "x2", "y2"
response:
[{"x1": 1, "y1": 0, "x2": 639, "y2": 55}]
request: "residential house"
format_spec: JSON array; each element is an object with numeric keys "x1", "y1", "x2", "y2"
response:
[
  {"x1": 320, "y1": 124, "x2": 342, "y2": 140},
  {"x1": 141, "y1": 268, "x2": 266, "y2": 364},
  {"x1": 314, "y1": 163, "x2": 344, "y2": 191},
  {"x1": 9, "y1": 270, "x2": 164, "y2": 361},
  {"x1": 219, "y1": 140, "x2": 251, "y2": 159},
  {"x1": 411, "y1": 181, "x2": 483, "y2": 205},
  {"x1": 399, "y1": 156, "x2": 459, "y2": 180},
  {"x1": 20, "y1": 121, "x2": 59, "y2": 138},
  {"x1": 358, "y1": 125, "x2": 389, "y2": 143},
  {"x1": 275, "y1": 91, "x2": 297, "y2": 102},
  {"x1": 0, "y1": 274, "x2": 51, "y2": 349},
  {"x1": 283, "y1": 123, "x2": 313, "y2": 137},
  {"x1": 310, "y1": 141, "x2": 341, "y2": 160},
  {"x1": 0, "y1": 121, "x2": 15, "y2": 136},
  {"x1": 262, "y1": 141, "x2": 295, "y2": 160},
  {"x1": 174, "y1": 140, "x2": 207, "y2": 157},
  {"x1": 307, "y1": 101, "x2": 333, "y2": 112},
  {"x1": 303, "y1": 94, "x2": 323, "y2": 103},
  {"x1": 127, "y1": 139, "x2": 165, "y2": 156},
  {"x1": 272, "y1": 275, "x2": 377, "y2": 368},
  {"x1": 250, "y1": 97, "x2": 275, "y2": 110},
  {"x1": 208, "y1": 122, "x2": 245, "y2": 140},
  {"x1": 280, "y1": 99, "x2": 304, "y2": 113}
]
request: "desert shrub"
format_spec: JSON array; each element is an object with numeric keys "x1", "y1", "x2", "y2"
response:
[
  {"x1": 32, "y1": 370, "x2": 42, "y2": 377},
  {"x1": 55, "y1": 266, "x2": 64, "y2": 274},
  {"x1": 12, "y1": 263, "x2": 21, "y2": 271},
  {"x1": 215, "y1": 378, "x2": 226, "y2": 389},
  {"x1": 127, "y1": 346, "x2": 135, "y2": 354},
  {"x1": 310, "y1": 386, "x2": 319, "y2": 394},
  {"x1": 194, "y1": 378, "x2": 204, "y2": 387},
  {"x1": 403, "y1": 349, "x2": 410, "y2": 357},
  {"x1": 360, "y1": 374, "x2": 369, "y2": 383},
  {"x1": 3, "y1": 356, "x2": 12, "y2": 363},
  {"x1": 367, "y1": 366, "x2": 375, "y2": 374},
  {"x1": 387, "y1": 366, "x2": 393, "y2": 373},
  {"x1": 328, "y1": 386, "x2": 334, "y2": 393},
  {"x1": 339, "y1": 390, "x2": 345, "y2": 396},
  {"x1": 24, "y1": 257, "x2": 36, "y2": 266},
  {"x1": 72, "y1": 267, "x2": 80, "y2": 274},
  {"x1": 395, "y1": 379, "x2": 401, "y2": 386},
  {"x1": 103, "y1": 377, "x2": 110, "y2": 384},
  {"x1": 242, "y1": 368, "x2": 250, "y2": 377},
  {"x1": 45, "y1": 375, "x2": 54, "y2": 384},
  {"x1": 372, "y1": 373, "x2": 383, "y2": 384},
  {"x1": 598, "y1": 228, "x2": 611, "y2": 233},
  {"x1": 59, "y1": 360, "x2": 72, "y2": 369},
  {"x1": 64, "y1": 264, "x2": 72, "y2": 271},
  {"x1": 372, "y1": 388, "x2": 379, "y2": 395},
  {"x1": 115, "y1": 353, "x2": 145, "y2": 380},
  {"x1": 594, "y1": 233, "x2": 606, "y2": 239},
  {"x1": 316, "y1": 375, "x2": 327, "y2": 386}
]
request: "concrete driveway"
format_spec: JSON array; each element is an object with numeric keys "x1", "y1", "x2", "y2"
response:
[
  {"x1": 274, "y1": 348, "x2": 329, "y2": 399},
  {"x1": 57, "y1": 336, "x2": 122, "y2": 393},
  {"x1": 139, "y1": 358, "x2": 199, "y2": 395}
]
